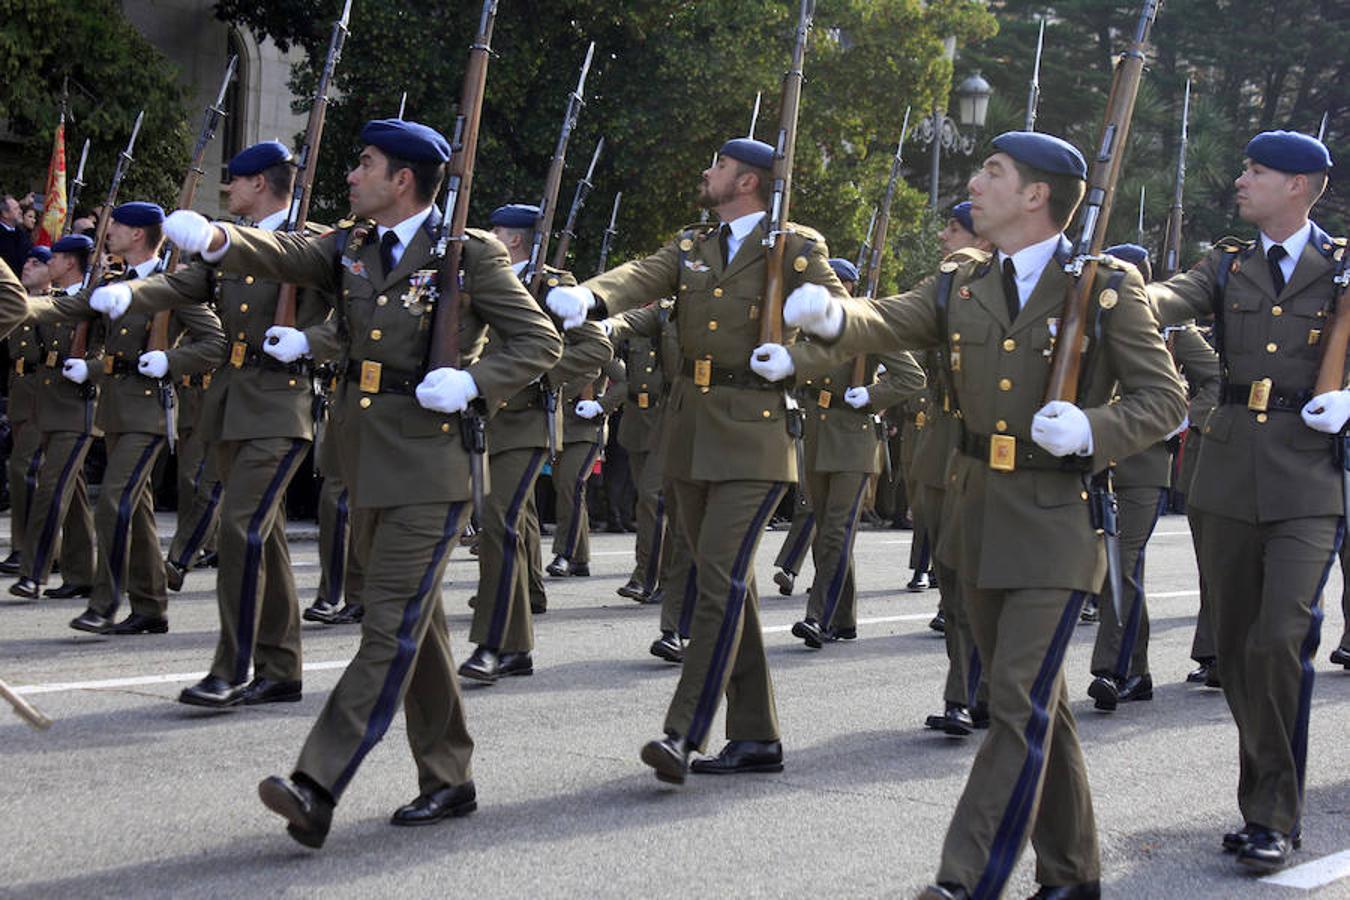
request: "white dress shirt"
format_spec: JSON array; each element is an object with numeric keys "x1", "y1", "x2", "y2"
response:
[
  {"x1": 376, "y1": 206, "x2": 434, "y2": 270},
  {"x1": 996, "y1": 232, "x2": 1063, "y2": 309},
  {"x1": 721, "y1": 210, "x2": 766, "y2": 265},
  {"x1": 1260, "y1": 219, "x2": 1312, "y2": 285}
]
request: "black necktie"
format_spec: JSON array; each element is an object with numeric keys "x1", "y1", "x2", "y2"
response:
[
  {"x1": 380, "y1": 230, "x2": 400, "y2": 277},
  {"x1": 1267, "y1": 244, "x2": 1287, "y2": 296},
  {"x1": 718, "y1": 225, "x2": 731, "y2": 267},
  {"x1": 1001, "y1": 257, "x2": 1020, "y2": 322}
]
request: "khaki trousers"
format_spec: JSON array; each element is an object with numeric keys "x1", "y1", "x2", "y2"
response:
[
  {"x1": 551, "y1": 440, "x2": 600, "y2": 565},
  {"x1": 470, "y1": 447, "x2": 546, "y2": 652},
  {"x1": 24, "y1": 430, "x2": 96, "y2": 586},
  {"x1": 1090, "y1": 487, "x2": 1169, "y2": 678},
  {"x1": 89, "y1": 432, "x2": 166, "y2": 619}
]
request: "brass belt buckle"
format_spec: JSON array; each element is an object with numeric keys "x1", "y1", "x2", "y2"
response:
[
  {"x1": 14, "y1": 359, "x2": 23, "y2": 375},
  {"x1": 989, "y1": 434, "x2": 1017, "y2": 472},
  {"x1": 1308, "y1": 328, "x2": 1322, "y2": 346},
  {"x1": 360, "y1": 360, "x2": 383, "y2": 393},
  {"x1": 693, "y1": 358, "x2": 712, "y2": 388},
  {"x1": 915, "y1": 411, "x2": 927, "y2": 428},
  {"x1": 1248, "y1": 378, "x2": 1272, "y2": 412},
  {"x1": 818, "y1": 389, "x2": 832, "y2": 408},
  {"x1": 46, "y1": 350, "x2": 59, "y2": 368},
  {"x1": 637, "y1": 391, "x2": 650, "y2": 409},
  {"x1": 202, "y1": 372, "x2": 212, "y2": 390},
  {"x1": 230, "y1": 341, "x2": 247, "y2": 368},
  {"x1": 181, "y1": 375, "x2": 191, "y2": 387},
  {"x1": 103, "y1": 357, "x2": 115, "y2": 376}
]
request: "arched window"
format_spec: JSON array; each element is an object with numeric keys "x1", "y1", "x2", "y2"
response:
[{"x1": 220, "y1": 30, "x2": 248, "y2": 182}]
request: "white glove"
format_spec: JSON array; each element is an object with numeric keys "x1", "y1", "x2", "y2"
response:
[
  {"x1": 575, "y1": 399, "x2": 604, "y2": 419},
  {"x1": 843, "y1": 386, "x2": 870, "y2": 409},
  {"x1": 415, "y1": 366, "x2": 479, "y2": 414},
  {"x1": 90, "y1": 282, "x2": 132, "y2": 319},
  {"x1": 1301, "y1": 390, "x2": 1350, "y2": 434},
  {"x1": 263, "y1": 326, "x2": 310, "y2": 363},
  {"x1": 137, "y1": 350, "x2": 169, "y2": 379},
  {"x1": 783, "y1": 282, "x2": 844, "y2": 340},
  {"x1": 546, "y1": 285, "x2": 595, "y2": 330},
  {"x1": 749, "y1": 343, "x2": 795, "y2": 382},
  {"x1": 163, "y1": 209, "x2": 218, "y2": 257},
  {"x1": 1031, "y1": 400, "x2": 1094, "y2": 457},
  {"x1": 1164, "y1": 415, "x2": 1189, "y2": 441},
  {"x1": 62, "y1": 358, "x2": 89, "y2": 384}
]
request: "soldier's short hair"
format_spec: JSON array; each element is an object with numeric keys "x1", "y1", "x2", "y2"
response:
[
  {"x1": 261, "y1": 161, "x2": 297, "y2": 201},
  {"x1": 382, "y1": 152, "x2": 445, "y2": 205},
  {"x1": 142, "y1": 222, "x2": 164, "y2": 252},
  {"x1": 734, "y1": 161, "x2": 773, "y2": 207},
  {"x1": 1010, "y1": 160, "x2": 1085, "y2": 230},
  {"x1": 496, "y1": 225, "x2": 532, "y2": 249}
]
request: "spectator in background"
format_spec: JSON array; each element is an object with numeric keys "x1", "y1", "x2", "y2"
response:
[{"x1": 0, "y1": 194, "x2": 33, "y2": 274}]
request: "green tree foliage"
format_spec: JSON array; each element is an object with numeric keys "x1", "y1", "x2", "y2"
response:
[
  {"x1": 0, "y1": 0, "x2": 190, "y2": 210},
  {"x1": 214, "y1": 0, "x2": 995, "y2": 296}
]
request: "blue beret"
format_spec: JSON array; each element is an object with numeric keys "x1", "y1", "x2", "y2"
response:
[
  {"x1": 991, "y1": 131, "x2": 1087, "y2": 180},
  {"x1": 1105, "y1": 243, "x2": 1149, "y2": 266},
  {"x1": 1245, "y1": 131, "x2": 1332, "y2": 174},
  {"x1": 828, "y1": 258, "x2": 859, "y2": 283},
  {"x1": 26, "y1": 246, "x2": 52, "y2": 264},
  {"x1": 489, "y1": 204, "x2": 540, "y2": 230},
  {"x1": 719, "y1": 138, "x2": 775, "y2": 170},
  {"x1": 112, "y1": 202, "x2": 165, "y2": 227},
  {"x1": 228, "y1": 140, "x2": 293, "y2": 177},
  {"x1": 51, "y1": 234, "x2": 94, "y2": 255},
  {"x1": 361, "y1": 118, "x2": 451, "y2": 163},
  {"x1": 950, "y1": 201, "x2": 976, "y2": 235}
]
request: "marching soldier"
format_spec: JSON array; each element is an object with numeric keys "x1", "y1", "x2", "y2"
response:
[
  {"x1": 304, "y1": 421, "x2": 366, "y2": 625},
  {"x1": 126, "y1": 118, "x2": 560, "y2": 847},
  {"x1": 548, "y1": 137, "x2": 850, "y2": 782},
  {"x1": 5, "y1": 248, "x2": 54, "y2": 577},
  {"x1": 790, "y1": 257, "x2": 926, "y2": 648},
  {"x1": 761, "y1": 132, "x2": 1185, "y2": 898},
  {"x1": 163, "y1": 359, "x2": 221, "y2": 585},
  {"x1": 0, "y1": 257, "x2": 33, "y2": 333},
  {"x1": 10, "y1": 235, "x2": 98, "y2": 601},
  {"x1": 771, "y1": 473, "x2": 814, "y2": 596},
  {"x1": 1147, "y1": 131, "x2": 1344, "y2": 873},
  {"x1": 457, "y1": 202, "x2": 610, "y2": 683},
  {"x1": 95, "y1": 143, "x2": 326, "y2": 695},
  {"x1": 29, "y1": 202, "x2": 225, "y2": 634}
]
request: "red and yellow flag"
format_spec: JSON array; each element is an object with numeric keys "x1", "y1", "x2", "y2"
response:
[{"x1": 37, "y1": 115, "x2": 68, "y2": 247}]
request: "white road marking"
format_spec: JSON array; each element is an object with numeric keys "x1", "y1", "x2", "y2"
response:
[
  {"x1": 763, "y1": 613, "x2": 935, "y2": 634},
  {"x1": 1261, "y1": 848, "x2": 1350, "y2": 889}
]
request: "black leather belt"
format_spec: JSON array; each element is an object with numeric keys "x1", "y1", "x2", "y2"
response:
[
  {"x1": 680, "y1": 358, "x2": 778, "y2": 390},
  {"x1": 1220, "y1": 381, "x2": 1312, "y2": 412},
  {"x1": 104, "y1": 357, "x2": 155, "y2": 379},
  {"x1": 344, "y1": 359, "x2": 421, "y2": 395},
  {"x1": 231, "y1": 342, "x2": 311, "y2": 375},
  {"x1": 959, "y1": 430, "x2": 1092, "y2": 473}
]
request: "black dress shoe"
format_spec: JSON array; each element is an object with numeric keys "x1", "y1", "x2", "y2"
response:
[
  {"x1": 107, "y1": 613, "x2": 169, "y2": 635},
  {"x1": 929, "y1": 610, "x2": 946, "y2": 633},
  {"x1": 640, "y1": 735, "x2": 690, "y2": 784},
  {"x1": 390, "y1": 781, "x2": 477, "y2": 825},
  {"x1": 1331, "y1": 645, "x2": 1350, "y2": 668},
  {"x1": 942, "y1": 705, "x2": 975, "y2": 737},
  {"x1": 649, "y1": 632, "x2": 684, "y2": 663},
  {"x1": 773, "y1": 569, "x2": 795, "y2": 595},
  {"x1": 970, "y1": 703, "x2": 991, "y2": 729},
  {"x1": 258, "y1": 775, "x2": 334, "y2": 849},
  {"x1": 824, "y1": 626, "x2": 857, "y2": 642},
  {"x1": 545, "y1": 556, "x2": 570, "y2": 577},
  {"x1": 498, "y1": 651, "x2": 533, "y2": 677},
  {"x1": 329, "y1": 603, "x2": 364, "y2": 625},
  {"x1": 1118, "y1": 673, "x2": 1153, "y2": 702},
  {"x1": 616, "y1": 578, "x2": 648, "y2": 601},
  {"x1": 906, "y1": 570, "x2": 930, "y2": 592},
  {"x1": 690, "y1": 740, "x2": 783, "y2": 775},
  {"x1": 1205, "y1": 666, "x2": 1222, "y2": 688},
  {"x1": 0, "y1": 551, "x2": 22, "y2": 575},
  {"x1": 1186, "y1": 660, "x2": 1214, "y2": 683},
  {"x1": 458, "y1": 646, "x2": 501, "y2": 683},
  {"x1": 1079, "y1": 600, "x2": 1100, "y2": 624},
  {"x1": 918, "y1": 884, "x2": 970, "y2": 900},
  {"x1": 605, "y1": 520, "x2": 625, "y2": 534},
  {"x1": 569, "y1": 562, "x2": 590, "y2": 577},
  {"x1": 1087, "y1": 675, "x2": 1120, "y2": 711},
  {"x1": 9, "y1": 578, "x2": 40, "y2": 599},
  {"x1": 164, "y1": 560, "x2": 187, "y2": 592},
  {"x1": 179, "y1": 675, "x2": 248, "y2": 707},
  {"x1": 644, "y1": 587, "x2": 664, "y2": 606},
  {"x1": 1237, "y1": 827, "x2": 1292, "y2": 873},
  {"x1": 791, "y1": 618, "x2": 823, "y2": 649},
  {"x1": 1027, "y1": 882, "x2": 1101, "y2": 900},
  {"x1": 530, "y1": 600, "x2": 547, "y2": 614},
  {"x1": 303, "y1": 596, "x2": 341, "y2": 623},
  {"x1": 44, "y1": 582, "x2": 93, "y2": 599},
  {"x1": 1223, "y1": 823, "x2": 1301, "y2": 853},
  {"x1": 242, "y1": 677, "x2": 302, "y2": 705},
  {"x1": 69, "y1": 609, "x2": 113, "y2": 634},
  {"x1": 196, "y1": 551, "x2": 219, "y2": 569}
]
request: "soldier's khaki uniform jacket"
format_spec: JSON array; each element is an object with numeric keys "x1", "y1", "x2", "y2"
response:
[
  {"x1": 31, "y1": 279, "x2": 224, "y2": 436},
  {"x1": 129, "y1": 223, "x2": 332, "y2": 443},
  {"x1": 28, "y1": 290, "x2": 104, "y2": 435},
  {"x1": 910, "y1": 350, "x2": 961, "y2": 491},
  {"x1": 0, "y1": 259, "x2": 31, "y2": 341},
  {"x1": 798, "y1": 352, "x2": 926, "y2": 474},
  {"x1": 1149, "y1": 224, "x2": 1347, "y2": 522},
  {"x1": 8, "y1": 317, "x2": 44, "y2": 427},
  {"x1": 791, "y1": 238, "x2": 1187, "y2": 592},
  {"x1": 611, "y1": 299, "x2": 680, "y2": 455},
  {"x1": 559, "y1": 357, "x2": 626, "y2": 444},
  {"x1": 583, "y1": 218, "x2": 847, "y2": 483},
  {"x1": 213, "y1": 215, "x2": 562, "y2": 508}
]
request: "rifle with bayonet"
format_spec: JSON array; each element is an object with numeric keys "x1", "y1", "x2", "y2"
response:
[
  {"x1": 853, "y1": 208, "x2": 878, "y2": 292},
  {"x1": 1315, "y1": 174, "x2": 1350, "y2": 528},
  {"x1": 757, "y1": 0, "x2": 815, "y2": 483},
  {"x1": 551, "y1": 136, "x2": 604, "y2": 271},
  {"x1": 596, "y1": 192, "x2": 621, "y2": 277},
  {"x1": 1043, "y1": 0, "x2": 1160, "y2": 628},
  {"x1": 426, "y1": 0, "x2": 498, "y2": 521},
  {"x1": 1025, "y1": 18, "x2": 1046, "y2": 132},
  {"x1": 1158, "y1": 79, "x2": 1190, "y2": 279},
  {"x1": 149, "y1": 55, "x2": 237, "y2": 454},
  {"x1": 70, "y1": 109, "x2": 144, "y2": 434},
  {"x1": 63, "y1": 139, "x2": 90, "y2": 237}
]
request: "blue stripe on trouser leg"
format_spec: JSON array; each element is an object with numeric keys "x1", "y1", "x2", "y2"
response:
[
  {"x1": 1113, "y1": 488, "x2": 1169, "y2": 678},
  {"x1": 643, "y1": 493, "x2": 667, "y2": 594},
  {"x1": 326, "y1": 489, "x2": 349, "y2": 603},
  {"x1": 678, "y1": 562, "x2": 698, "y2": 639},
  {"x1": 820, "y1": 477, "x2": 868, "y2": 629},
  {"x1": 232, "y1": 439, "x2": 307, "y2": 685},
  {"x1": 32, "y1": 434, "x2": 90, "y2": 581},
  {"x1": 972, "y1": 591, "x2": 1085, "y2": 900},
  {"x1": 23, "y1": 445, "x2": 43, "y2": 527},
  {"x1": 686, "y1": 483, "x2": 786, "y2": 748},
  {"x1": 781, "y1": 511, "x2": 815, "y2": 575},
  {"x1": 915, "y1": 534, "x2": 932, "y2": 574},
  {"x1": 561, "y1": 443, "x2": 601, "y2": 559},
  {"x1": 487, "y1": 450, "x2": 546, "y2": 648},
  {"x1": 331, "y1": 502, "x2": 466, "y2": 797},
  {"x1": 966, "y1": 646, "x2": 983, "y2": 711},
  {"x1": 109, "y1": 437, "x2": 163, "y2": 608},
  {"x1": 1290, "y1": 518, "x2": 1343, "y2": 837},
  {"x1": 173, "y1": 480, "x2": 222, "y2": 568}
]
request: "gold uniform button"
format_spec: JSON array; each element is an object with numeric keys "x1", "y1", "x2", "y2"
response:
[
  {"x1": 680, "y1": 284, "x2": 689, "y2": 291},
  {"x1": 370, "y1": 329, "x2": 383, "y2": 341},
  {"x1": 119, "y1": 327, "x2": 128, "y2": 335},
  {"x1": 819, "y1": 413, "x2": 827, "y2": 421},
  {"x1": 762, "y1": 410, "x2": 772, "y2": 418},
  {"x1": 359, "y1": 397, "x2": 372, "y2": 409},
  {"x1": 143, "y1": 389, "x2": 152, "y2": 396},
  {"x1": 441, "y1": 423, "x2": 451, "y2": 433},
  {"x1": 547, "y1": 277, "x2": 559, "y2": 288},
  {"x1": 995, "y1": 419, "x2": 1008, "y2": 433},
  {"x1": 377, "y1": 294, "x2": 388, "y2": 306},
  {"x1": 237, "y1": 332, "x2": 246, "y2": 340},
  {"x1": 1265, "y1": 342, "x2": 1277, "y2": 353},
  {"x1": 708, "y1": 321, "x2": 718, "y2": 331},
  {"x1": 999, "y1": 378, "x2": 1013, "y2": 391},
  {"x1": 645, "y1": 367, "x2": 653, "y2": 374},
  {"x1": 1080, "y1": 490, "x2": 1090, "y2": 501},
  {"x1": 244, "y1": 275, "x2": 255, "y2": 285},
  {"x1": 951, "y1": 332, "x2": 961, "y2": 342},
  {"x1": 823, "y1": 377, "x2": 832, "y2": 385},
  {"x1": 239, "y1": 303, "x2": 249, "y2": 313},
  {"x1": 679, "y1": 238, "x2": 693, "y2": 252},
  {"x1": 1271, "y1": 305, "x2": 1283, "y2": 316},
  {"x1": 1002, "y1": 339, "x2": 1016, "y2": 352},
  {"x1": 1256, "y1": 413, "x2": 1268, "y2": 423},
  {"x1": 713, "y1": 287, "x2": 724, "y2": 298},
  {"x1": 793, "y1": 256, "x2": 808, "y2": 272},
  {"x1": 288, "y1": 379, "x2": 297, "y2": 387}
]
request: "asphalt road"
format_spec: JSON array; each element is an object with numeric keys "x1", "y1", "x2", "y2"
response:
[{"x1": 2, "y1": 512, "x2": 1348, "y2": 898}]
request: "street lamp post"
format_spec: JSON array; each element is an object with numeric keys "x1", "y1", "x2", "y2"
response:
[{"x1": 918, "y1": 70, "x2": 992, "y2": 208}]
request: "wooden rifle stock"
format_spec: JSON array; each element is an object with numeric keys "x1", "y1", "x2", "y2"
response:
[{"x1": 1315, "y1": 262, "x2": 1350, "y2": 395}]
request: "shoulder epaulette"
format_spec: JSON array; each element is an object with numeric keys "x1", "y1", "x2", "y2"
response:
[
  {"x1": 1097, "y1": 253, "x2": 1129, "y2": 271},
  {"x1": 674, "y1": 222, "x2": 717, "y2": 242},
  {"x1": 784, "y1": 223, "x2": 825, "y2": 243},
  {"x1": 938, "y1": 247, "x2": 990, "y2": 272},
  {"x1": 464, "y1": 226, "x2": 493, "y2": 243},
  {"x1": 1214, "y1": 236, "x2": 1254, "y2": 254}
]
